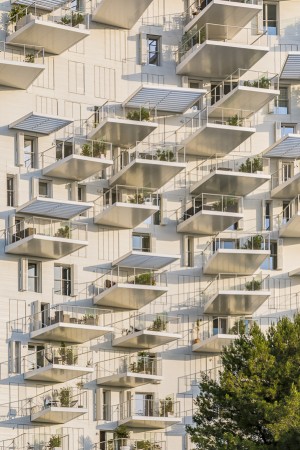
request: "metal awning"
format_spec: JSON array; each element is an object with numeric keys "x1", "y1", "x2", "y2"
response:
[
  {"x1": 123, "y1": 85, "x2": 206, "y2": 114},
  {"x1": 17, "y1": 197, "x2": 92, "y2": 220},
  {"x1": 280, "y1": 52, "x2": 300, "y2": 80},
  {"x1": 11, "y1": 0, "x2": 66, "y2": 11},
  {"x1": 9, "y1": 112, "x2": 73, "y2": 135},
  {"x1": 264, "y1": 134, "x2": 300, "y2": 158},
  {"x1": 112, "y1": 251, "x2": 179, "y2": 269}
]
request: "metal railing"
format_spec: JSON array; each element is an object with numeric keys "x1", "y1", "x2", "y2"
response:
[
  {"x1": 114, "y1": 313, "x2": 181, "y2": 338},
  {"x1": 0, "y1": 432, "x2": 69, "y2": 450},
  {"x1": 96, "y1": 353, "x2": 162, "y2": 379},
  {"x1": 6, "y1": 217, "x2": 88, "y2": 245},
  {"x1": 0, "y1": 41, "x2": 44, "y2": 64},
  {"x1": 94, "y1": 439, "x2": 166, "y2": 450},
  {"x1": 177, "y1": 193, "x2": 243, "y2": 223},
  {"x1": 94, "y1": 185, "x2": 159, "y2": 216},
  {"x1": 41, "y1": 136, "x2": 113, "y2": 168},
  {"x1": 271, "y1": 166, "x2": 299, "y2": 189},
  {"x1": 184, "y1": 0, "x2": 261, "y2": 24},
  {"x1": 103, "y1": 397, "x2": 180, "y2": 421},
  {"x1": 23, "y1": 345, "x2": 92, "y2": 374},
  {"x1": 30, "y1": 386, "x2": 87, "y2": 416},
  {"x1": 93, "y1": 267, "x2": 167, "y2": 293},
  {"x1": 176, "y1": 24, "x2": 268, "y2": 63},
  {"x1": 274, "y1": 194, "x2": 300, "y2": 229}
]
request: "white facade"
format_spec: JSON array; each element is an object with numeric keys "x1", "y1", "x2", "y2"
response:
[{"x1": 0, "y1": 0, "x2": 299, "y2": 448}]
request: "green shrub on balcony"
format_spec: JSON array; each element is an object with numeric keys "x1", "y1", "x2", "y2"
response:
[
  {"x1": 134, "y1": 272, "x2": 156, "y2": 286},
  {"x1": 227, "y1": 114, "x2": 242, "y2": 127},
  {"x1": 9, "y1": 4, "x2": 26, "y2": 23},
  {"x1": 48, "y1": 435, "x2": 61, "y2": 449},
  {"x1": 61, "y1": 12, "x2": 84, "y2": 26},
  {"x1": 128, "y1": 193, "x2": 145, "y2": 204},
  {"x1": 239, "y1": 157, "x2": 263, "y2": 173},
  {"x1": 156, "y1": 149, "x2": 175, "y2": 162},
  {"x1": 126, "y1": 107, "x2": 150, "y2": 121},
  {"x1": 245, "y1": 280, "x2": 262, "y2": 291},
  {"x1": 55, "y1": 225, "x2": 70, "y2": 238},
  {"x1": 81, "y1": 140, "x2": 106, "y2": 158},
  {"x1": 242, "y1": 234, "x2": 264, "y2": 250},
  {"x1": 58, "y1": 387, "x2": 72, "y2": 407},
  {"x1": 244, "y1": 76, "x2": 271, "y2": 89},
  {"x1": 148, "y1": 316, "x2": 167, "y2": 332}
]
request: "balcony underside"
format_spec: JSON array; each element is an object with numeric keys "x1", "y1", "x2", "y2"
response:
[
  {"x1": 119, "y1": 416, "x2": 181, "y2": 429},
  {"x1": 97, "y1": 371, "x2": 163, "y2": 388},
  {"x1": 183, "y1": 123, "x2": 255, "y2": 157},
  {"x1": 112, "y1": 330, "x2": 182, "y2": 349},
  {"x1": 0, "y1": 59, "x2": 44, "y2": 89},
  {"x1": 271, "y1": 173, "x2": 300, "y2": 198},
  {"x1": 176, "y1": 41, "x2": 269, "y2": 78},
  {"x1": 42, "y1": 154, "x2": 113, "y2": 181},
  {"x1": 192, "y1": 334, "x2": 237, "y2": 353},
  {"x1": 88, "y1": 118, "x2": 158, "y2": 149},
  {"x1": 7, "y1": 19, "x2": 89, "y2": 55},
  {"x1": 177, "y1": 210, "x2": 243, "y2": 235},
  {"x1": 113, "y1": 251, "x2": 179, "y2": 270},
  {"x1": 24, "y1": 364, "x2": 93, "y2": 383},
  {"x1": 30, "y1": 323, "x2": 113, "y2": 344},
  {"x1": 5, "y1": 235, "x2": 87, "y2": 259},
  {"x1": 185, "y1": 0, "x2": 262, "y2": 33},
  {"x1": 203, "y1": 249, "x2": 270, "y2": 275},
  {"x1": 109, "y1": 159, "x2": 186, "y2": 189},
  {"x1": 31, "y1": 406, "x2": 88, "y2": 424},
  {"x1": 94, "y1": 283, "x2": 168, "y2": 310},
  {"x1": 190, "y1": 170, "x2": 270, "y2": 196},
  {"x1": 209, "y1": 86, "x2": 279, "y2": 118},
  {"x1": 17, "y1": 197, "x2": 92, "y2": 220},
  {"x1": 94, "y1": 203, "x2": 158, "y2": 229},
  {"x1": 92, "y1": 0, "x2": 153, "y2": 28},
  {"x1": 279, "y1": 213, "x2": 300, "y2": 237},
  {"x1": 204, "y1": 290, "x2": 271, "y2": 315}
]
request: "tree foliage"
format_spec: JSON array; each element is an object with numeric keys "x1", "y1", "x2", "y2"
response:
[{"x1": 186, "y1": 315, "x2": 300, "y2": 449}]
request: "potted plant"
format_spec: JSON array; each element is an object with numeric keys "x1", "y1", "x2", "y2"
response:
[
  {"x1": 134, "y1": 272, "x2": 156, "y2": 286},
  {"x1": 156, "y1": 149, "x2": 175, "y2": 162},
  {"x1": 83, "y1": 313, "x2": 98, "y2": 325},
  {"x1": 228, "y1": 114, "x2": 242, "y2": 126},
  {"x1": 239, "y1": 157, "x2": 263, "y2": 173},
  {"x1": 148, "y1": 316, "x2": 167, "y2": 332},
  {"x1": 59, "y1": 387, "x2": 72, "y2": 407},
  {"x1": 128, "y1": 193, "x2": 145, "y2": 204},
  {"x1": 55, "y1": 225, "x2": 70, "y2": 238},
  {"x1": 224, "y1": 197, "x2": 238, "y2": 213},
  {"x1": 114, "y1": 425, "x2": 130, "y2": 450},
  {"x1": 126, "y1": 107, "x2": 150, "y2": 121},
  {"x1": 242, "y1": 234, "x2": 264, "y2": 250},
  {"x1": 25, "y1": 54, "x2": 34, "y2": 63},
  {"x1": 160, "y1": 396, "x2": 174, "y2": 417},
  {"x1": 48, "y1": 435, "x2": 62, "y2": 450},
  {"x1": 245, "y1": 279, "x2": 262, "y2": 291},
  {"x1": 81, "y1": 140, "x2": 106, "y2": 158},
  {"x1": 194, "y1": 319, "x2": 201, "y2": 344}
]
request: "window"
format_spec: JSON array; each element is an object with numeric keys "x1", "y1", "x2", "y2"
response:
[
  {"x1": 134, "y1": 393, "x2": 154, "y2": 416},
  {"x1": 148, "y1": 36, "x2": 160, "y2": 66},
  {"x1": 263, "y1": 2, "x2": 278, "y2": 35},
  {"x1": 264, "y1": 201, "x2": 271, "y2": 231},
  {"x1": 281, "y1": 124, "x2": 295, "y2": 137},
  {"x1": 186, "y1": 236, "x2": 194, "y2": 267},
  {"x1": 274, "y1": 87, "x2": 289, "y2": 114},
  {"x1": 54, "y1": 265, "x2": 71, "y2": 296},
  {"x1": 7, "y1": 176, "x2": 14, "y2": 207},
  {"x1": 39, "y1": 180, "x2": 51, "y2": 198},
  {"x1": 132, "y1": 233, "x2": 151, "y2": 252},
  {"x1": 282, "y1": 162, "x2": 293, "y2": 182},
  {"x1": 28, "y1": 262, "x2": 40, "y2": 292},
  {"x1": 102, "y1": 390, "x2": 111, "y2": 420},
  {"x1": 210, "y1": 82, "x2": 233, "y2": 105},
  {"x1": 189, "y1": 81, "x2": 202, "y2": 110},
  {"x1": 9, "y1": 341, "x2": 21, "y2": 374},
  {"x1": 153, "y1": 194, "x2": 161, "y2": 225},
  {"x1": 261, "y1": 241, "x2": 278, "y2": 270},
  {"x1": 24, "y1": 137, "x2": 36, "y2": 169},
  {"x1": 78, "y1": 185, "x2": 86, "y2": 202},
  {"x1": 282, "y1": 201, "x2": 290, "y2": 224}
]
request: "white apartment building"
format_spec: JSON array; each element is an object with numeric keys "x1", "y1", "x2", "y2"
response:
[{"x1": 0, "y1": 0, "x2": 298, "y2": 447}]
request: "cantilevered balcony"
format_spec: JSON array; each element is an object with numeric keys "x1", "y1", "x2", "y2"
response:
[
  {"x1": 5, "y1": 217, "x2": 88, "y2": 259},
  {"x1": 189, "y1": 155, "x2": 270, "y2": 196},
  {"x1": 184, "y1": 0, "x2": 262, "y2": 34},
  {"x1": 0, "y1": 433, "x2": 69, "y2": 450},
  {"x1": 94, "y1": 186, "x2": 159, "y2": 229},
  {"x1": 91, "y1": 0, "x2": 153, "y2": 28},
  {"x1": 42, "y1": 137, "x2": 113, "y2": 181},
  {"x1": 7, "y1": 7, "x2": 90, "y2": 55},
  {"x1": 86, "y1": 104, "x2": 158, "y2": 148},
  {"x1": 96, "y1": 354, "x2": 162, "y2": 387},
  {"x1": 23, "y1": 346, "x2": 93, "y2": 383},
  {"x1": 17, "y1": 196, "x2": 92, "y2": 220},
  {"x1": 201, "y1": 274, "x2": 271, "y2": 315},
  {"x1": 271, "y1": 167, "x2": 300, "y2": 199},
  {"x1": 193, "y1": 316, "x2": 252, "y2": 353},
  {"x1": 180, "y1": 107, "x2": 255, "y2": 157},
  {"x1": 0, "y1": 41, "x2": 44, "y2": 89},
  {"x1": 30, "y1": 305, "x2": 113, "y2": 344},
  {"x1": 93, "y1": 268, "x2": 168, "y2": 310},
  {"x1": 207, "y1": 69, "x2": 279, "y2": 118},
  {"x1": 112, "y1": 314, "x2": 182, "y2": 349},
  {"x1": 94, "y1": 440, "x2": 166, "y2": 450},
  {"x1": 31, "y1": 387, "x2": 88, "y2": 424},
  {"x1": 177, "y1": 193, "x2": 243, "y2": 235},
  {"x1": 275, "y1": 195, "x2": 300, "y2": 238},
  {"x1": 203, "y1": 233, "x2": 270, "y2": 275},
  {"x1": 176, "y1": 24, "x2": 269, "y2": 78},
  {"x1": 109, "y1": 144, "x2": 186, "y2": 189},
  {"x1": 118, "y1": 397, "x2": 182, "y2": 429}
]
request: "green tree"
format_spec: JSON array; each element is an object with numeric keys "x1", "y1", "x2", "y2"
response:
[{"x1": 186, "y1": 315, "x2": 300, "y2": 449}]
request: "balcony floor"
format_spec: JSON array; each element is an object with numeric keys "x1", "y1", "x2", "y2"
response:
[
  {"x1": 24, "y1": 364, "x2": 93, "y2": 383},
  {"x1": 31, "y1": 406, "x2": 88, "y2": 424},
  {"x1": 190, "y1": 170, "x2": 271, "y2": 196},
  {"x1": 203, "y1": 248, "x2": 270, "y2": 275},
  {"x1": 94, "y1": 283, "x2": 168, "y2": 310},
  {"x1": 5, "y1": 234, "x2": 88, "y2": 259},
  {"x1": 97, "y1": 371, "x2": 163, "y2": 388},
  {"x1": 109, "y1": 159, "x2": 186, "y2": 189},
  {"x1": 0, "y1": 59, "x2": 44, "y2": 89},
  {"x1": 30, "y1": 322, "x2": 114, "y2": 344},
  {"x1": 112, "y1": 330, "x2": 182, "y2": 349},
  {"x1": 7, "y1": 19, "x2": 89, "y2": 55},
  {"x1": 177, "y1": 210, "x2": 243, "y2": 235},
  {"x1": 43, "y1": 154, "x2": 113, "y2": 181},
  {"x1": 182, "y1": 123, "x2": 255, "y2": 157},
  {"x1": 193, "y1": 334, "x2": 237, "y2": 353},
  {"x1": 271, "y1": 172, "x2": 300, "y2": 199},
  {"x1": 176, "y1": 41, "x2": 269, "y2": 79},
  {"x1": 88, "y1": 118, "x2": 158, "y2": 148},
  {"x1": 94, "y1": 203, "x2": 159, "y2": 229},
  {"x1": 119, "y1": 416, "x2": 181, "y2": 429},
  {"x1": 92, "y1": 0, "x2": 153, "y2": 28},
  {"x1": 204, "y1": 290, "x2": 271, "y2": 315},
  {"x1": 279, "y1": 213, "x2": 300, "y2": 238}
]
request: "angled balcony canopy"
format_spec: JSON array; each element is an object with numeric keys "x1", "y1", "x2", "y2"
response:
[
  {"x1": 11, "y1": 0, "x2": 66, "y2": 11},
  {"x1": 112, "y1": 251, "x2": 179, "y2": 270},
  {"x1": 9, "y1": 112, "x2": 73, "y2": 135},
  {"x1": 17, "y1": 197, "x2": 92, "y2": 220},
  {"x1": 280, "y1": 52, "x2": 300, "y2": 80},
  {"x1": 264, "y1": 134, "x2": 300, "y2": 158},
  {"x1": 123, "y1": 84, "x2": 206, "y2": 114}
]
